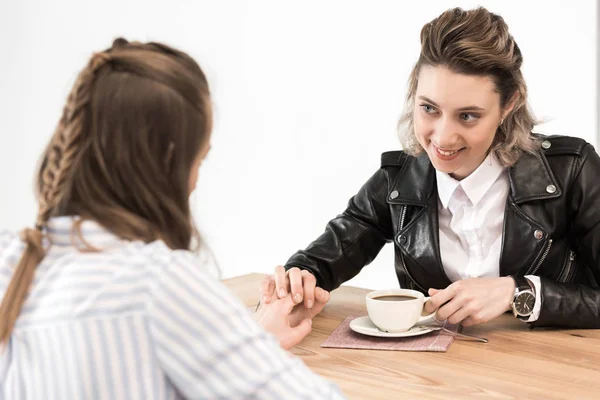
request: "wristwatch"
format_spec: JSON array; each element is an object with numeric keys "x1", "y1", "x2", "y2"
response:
[{"x1": 509, "y1": 275, "x2": 536, "y2": 320}]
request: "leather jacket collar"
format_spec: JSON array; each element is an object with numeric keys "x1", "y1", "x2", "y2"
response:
[{"x1": 387, "y1": 150, "x2": 562, "y2": 206}]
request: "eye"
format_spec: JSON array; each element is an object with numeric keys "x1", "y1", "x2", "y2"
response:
[
  {"x1": 420, "y1": 104, "x2": 437, "y2": 114},
  {"x1": 459, "y1": 113, "x2": 479, "y2": 122}
]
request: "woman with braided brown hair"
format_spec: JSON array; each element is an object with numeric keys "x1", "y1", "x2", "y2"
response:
[
  {"x1": 0, "y1": 39, "x2": 343, "y2": 399},
  {"x1": 261, "y1": 7, "x2": 600, "y2": 330}
]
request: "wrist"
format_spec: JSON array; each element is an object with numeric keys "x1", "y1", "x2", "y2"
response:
[{"x1": 504, "y1": 276, "x2": 516, "y2": 312}]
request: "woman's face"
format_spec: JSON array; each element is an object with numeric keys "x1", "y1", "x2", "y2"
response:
[{"x1": 413, "y1": 65, "x2": 512, "y2": 180}]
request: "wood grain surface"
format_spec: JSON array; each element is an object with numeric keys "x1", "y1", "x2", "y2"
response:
[{"x1": 225, "y1": 273, "x2": 600, "y2": 399}]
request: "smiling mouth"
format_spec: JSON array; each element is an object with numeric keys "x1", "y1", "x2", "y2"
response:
[{"x1": 434, "y1": 146, "x2": 465, "y2": 156}]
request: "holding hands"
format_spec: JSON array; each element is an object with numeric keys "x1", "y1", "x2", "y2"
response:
[
  {"x1": 424, "y1": 277, "x2": 516, "y2": 326},
  {"x1": 256, "y1": 266, "x2": 517, "y2": 346},
  {"x1": 259, "y1": 266, "x2": 330, "y2": 310},
  {"x1": 254, "y1": 266, "x2": 330, "y2": 350}
]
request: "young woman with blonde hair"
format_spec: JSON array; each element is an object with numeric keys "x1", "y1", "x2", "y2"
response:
[{"x1": 262, "y1": 7, "x2": 600, "y2": 329}]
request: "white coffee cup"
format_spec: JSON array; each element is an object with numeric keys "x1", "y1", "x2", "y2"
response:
[{"x1": 366, "y1": 289, "x2": 436, "y2": 333}]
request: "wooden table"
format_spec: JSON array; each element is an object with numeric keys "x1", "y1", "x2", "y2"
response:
[{"x1": 225, "y1": 273, "x2": 600, "y2": 399}]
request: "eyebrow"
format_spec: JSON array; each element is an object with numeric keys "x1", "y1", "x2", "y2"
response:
[{"x1": 417, "y1": 96, "x2": 486, "y2": 112}]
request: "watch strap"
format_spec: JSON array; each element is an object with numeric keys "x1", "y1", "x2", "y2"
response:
[{"x1": 511, "y1": 275, "x2": 531, "y2": 292}]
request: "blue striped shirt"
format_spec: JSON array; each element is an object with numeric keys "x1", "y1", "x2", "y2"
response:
[{"x1": 0, "y1": 217, "x2": 344, "y2": 399}]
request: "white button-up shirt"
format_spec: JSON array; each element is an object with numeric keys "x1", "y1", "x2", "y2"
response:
[{"x1": 436, "y1": 153, "x2": 542, "y2": 321}]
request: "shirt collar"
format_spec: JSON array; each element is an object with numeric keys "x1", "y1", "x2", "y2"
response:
[
  {"x1": 436, "y1": 152, "x2": 506, "y2": 208},
  {"x1": 46, "y1": 216, "x2": 128, "y2": 249}
]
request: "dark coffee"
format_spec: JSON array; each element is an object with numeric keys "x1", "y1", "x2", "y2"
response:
[{"x1": 373, "y1": 295, "x2": 417, "y2": 302}]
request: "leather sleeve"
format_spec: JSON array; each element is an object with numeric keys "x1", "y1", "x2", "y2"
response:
[
  {"x1": 284, "y1": 168, "x2": 394, "y2": 291},
  {"x1": 534, "y1": 144, "x2": 600, "y2": 328}
]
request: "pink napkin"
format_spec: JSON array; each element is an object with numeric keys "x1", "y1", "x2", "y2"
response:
[{"x1": 321, "y1": 315, "x2": 459, "y2": 352}]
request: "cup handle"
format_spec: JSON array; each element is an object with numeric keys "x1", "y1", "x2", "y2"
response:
[{"x1": 416, "y1": 296, "x2": 436, "y2": 326}]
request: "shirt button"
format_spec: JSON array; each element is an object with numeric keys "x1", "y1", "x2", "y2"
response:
[
  {"x1": 390, "y1": 190, "x2": 399, "y2": 200},
  {"x1": 541, "y1": 140, "x2": 551, "y2": 149},
  {"x1": 397, "y1": 234, "x2": 407, "y2": 245},
  {"x1": 534, "y1": 230, "x2": 544, "y2": 240},
  {"x1": 546, "y1": 185, "x2": 557, "y2": 194}
]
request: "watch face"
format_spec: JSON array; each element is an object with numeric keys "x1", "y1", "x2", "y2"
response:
[{"x1": 514, "y1": 291, "x2": 535, "y2": 316}]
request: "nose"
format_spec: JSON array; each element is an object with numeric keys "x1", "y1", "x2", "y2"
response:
[{"x1": 430, "y1": 117, "x2": 460, "y2": 149}]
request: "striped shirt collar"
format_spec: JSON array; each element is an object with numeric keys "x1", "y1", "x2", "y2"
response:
[{"x1": 45, "y1": 216, "x2": 129, "y2": 249}]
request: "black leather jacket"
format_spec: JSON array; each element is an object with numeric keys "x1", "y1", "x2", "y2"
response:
[{"x1": 286, "y1": 135, "x2": 600, "y2": 328}]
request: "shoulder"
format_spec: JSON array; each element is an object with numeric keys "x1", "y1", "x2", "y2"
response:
[
  {"x1": 0, "y1": 230, "x2": 22, "y2": 266},
  {"x1": 380, "y1": 149, "x2": 432, "y2": 181},
  {"x1": 0, "y1": 230, "x2": 18, "y2": 248},
  {"x1": 0, "y1": 230, "x2": 21, "y2": 296},
  {"x1": 534, "y1": 133, "x2": 592, "y2": 157},
  {"x1": 140, "y1": 240, "x2": 213, "y2": 280},
  {"x1": 380, "y1": 150, "x2": 410, "y2": 168},
  {"x1": 139, "y1": 240, "x2": 233, "y2": 305},
  {"x1": 534, "y1": 134, "x2": 599, "y2": 179}
]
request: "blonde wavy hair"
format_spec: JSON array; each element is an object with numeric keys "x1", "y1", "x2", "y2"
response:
[
  {"x1": 399, "y1": 7, "x2": 540, "y2": 166},
  {"x1": 0, "y1": 38, "x2": 212, "y2": 343}
]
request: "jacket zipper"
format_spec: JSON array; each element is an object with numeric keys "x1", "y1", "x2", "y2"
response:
[
  {"x1": 527, "y1": 239, "x2": 553, "y2": 276},
  {"x1": 557, "y1": 250, "x2": 576, "y2": 282},
  {"x1": 398, "y1": 206, "x2": 425, "y2": 291}
]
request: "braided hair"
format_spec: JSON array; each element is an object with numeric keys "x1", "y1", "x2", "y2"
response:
[{"x1": 0, "y1": 39, "x2": 211, "y2": 343}]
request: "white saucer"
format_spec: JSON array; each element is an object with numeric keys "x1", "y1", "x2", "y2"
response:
[{"x1": 349, "y1": 316, "x2": 435, "y2": 338}]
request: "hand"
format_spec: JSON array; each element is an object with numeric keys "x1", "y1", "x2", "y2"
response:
[
  {"x1": 253, "y1": 293, "x2": 328, "y2": 350},
  {"x1": 423, "y1": 277, "x2": 516, "y2": 327},
  {"x1": 259, "y1": 266, "x2": 325, "y2": 310}
]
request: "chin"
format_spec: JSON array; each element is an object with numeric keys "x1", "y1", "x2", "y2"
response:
[{"x1": 433, "y1": 163, "x2": 461, "y2": 175}]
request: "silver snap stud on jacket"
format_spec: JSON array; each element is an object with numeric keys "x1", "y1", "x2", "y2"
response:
[
  {"x1": 397, "y1": 234, "x2": 407, "y2": 245},
  {"x1": 541, "y1": 140, "x2": 551, "y2": 149},
  {"x1": 390, "y1": 190, "x2": 399, "y2": 199},
  {"x1": 534, "y1": 230, "x2": 544, "y2": 240},
  {"x1": 546, "y1": 185, "x2": 557, "y2": 194}
]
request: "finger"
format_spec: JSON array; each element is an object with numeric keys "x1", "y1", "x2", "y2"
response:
[
  {"x1": 461, "y1": 315, "x2": 482, "y2": 327},
  {"x1": 274, "y1": 265, "x2": 287, "y2": 298},
  {"x1": 424, "y1": 288, "x2": 441, "y2": 313},
  {"x1": 426, "y1": 285, "x2": 457, "y2": 312},
  {"x1": 462, "y1": 308, "x2": 492, "y2": 326},
  {"x1": 259, "y1": 276, "x2": 271, "y2": 295},
  {"x1": 423, "y1": 300, "x2": 436, "y2": 314},
  {"x1": 288, "y1": 267, "x2": 304, "y2": 304},
  {"x1": 281, "y1": 318, "x2": 312, "y2": 350},
  {"x1": 277, "y1": 293, "x2": 297, "y2": 314},
  {"x1": 265, "y1": 279, "x2": 276, "y2": 304},
  {"x1": 301, "y1": 270, "x2": 316, "y2": 308},
  {"x1": 310, "y1": 287, "x2": 330, "y2": 315},
  {"x1": 436, "y1": 297, "x2": 464, "y2": 321},
  {"x1": 259, "y1": 277, "x2": 276, "y2": 304},
  {"x1": 315, "y1": 287, "x2": 330, "y2": 303},
  {"x1": 424, "y1": 291, "x2": 445, "y2": 314},
  {"x1": 446, "y1": 305, "x2": 473, "y2": 325}
]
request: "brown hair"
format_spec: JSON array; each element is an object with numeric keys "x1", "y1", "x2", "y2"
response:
[
  {"x1": 399, "y1": 7, "x2": 540, "y2": 166},
  {"x1": 0, "y1": 38, "x2": 212, "y2": 343}
]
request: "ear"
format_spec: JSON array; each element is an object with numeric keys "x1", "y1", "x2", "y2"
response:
[{"x1": 501, "y1": 92, "x2": 520, "y2": 120}]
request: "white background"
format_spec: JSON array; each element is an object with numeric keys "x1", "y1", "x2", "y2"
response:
[{"x1": 1, "y1": 0, "x2": 597, "y2": 290}]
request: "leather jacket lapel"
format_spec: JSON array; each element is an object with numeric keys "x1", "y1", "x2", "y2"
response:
[
  {"x1": 388, "y1": 153, "x2": 453, "y2": 289},
  {"x1": 509, "y1": 151, "x2": 562, "y2": 204},
  {"x1": 499, "y1": 199, "x2": 552, "y2": 277},
  {"x1": 388, "y1": 153, "x2": 434, "y2": 206},
  {"x1": 500, "y1": 150, "x2": 562, "y2": 276}
]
